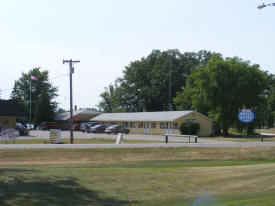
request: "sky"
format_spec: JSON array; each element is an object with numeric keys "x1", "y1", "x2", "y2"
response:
[{"x1": 0, "y1": 0, "x2": 275, "y2": 110}]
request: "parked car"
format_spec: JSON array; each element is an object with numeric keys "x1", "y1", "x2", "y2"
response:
[
  {"x1": 90, "y1": 124, "x2": 105, "y2": 133},
  {"x1": 39, "y1": 122, "x2": 59, "y2": 130},
  {"x1": 80, "y1": 122, "x2": 99, "y2": 133},
  {"x1": 26, "y1": 123, "x2": 34, "y2": 130},
  {"x1": 105, "y1": 125, "x2": 129, "y2": 134},
  {"x1": 73, "y1": 123, "x2": 81, "y2": 131},
  {"x1": 15, "y1": 123, "x2": 29, "y2": 136}
]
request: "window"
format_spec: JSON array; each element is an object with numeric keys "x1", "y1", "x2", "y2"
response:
[
  {"x1": 160, "y1": 123, "x2": 165, "y2": 129},
  {"x1": 130, "y1": 122, "x2": 135, "y2": 128},
  {"x1": 173, "y1": 123, "x2": 178, "y2": 129},
  {"x1": 123, "y1": 122, "x2": 128, "y2": 128},
  {"x1": 151, "y1": 122, "x2": 156, "y2": 129},
  {"x1": 138, "y1": 123, "x2": 143, "y2": 128}
]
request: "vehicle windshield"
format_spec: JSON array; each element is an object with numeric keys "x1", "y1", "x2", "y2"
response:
[
  {"x1": 93, "y1": 125, "x2": 101, "y2": 128},
  {"x1": 108, "y1": 125, "x2": 117, "y2": 129}
]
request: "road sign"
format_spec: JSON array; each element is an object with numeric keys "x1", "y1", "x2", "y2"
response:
[
  {"x1": 238, "y1": 109, "x2": 255, "y2": 123},
  {"x1": 50, "y1": 129, "x2": 61, "y2": 144}
]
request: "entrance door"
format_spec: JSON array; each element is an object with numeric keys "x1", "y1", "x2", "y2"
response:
[
  {"x1": 169, "y1": 122, "x2": 173, "y2": 134},
  {"x1": 165, "y1": 122, "x2": 172, "y2": 134},
  {"x1": 133, "y1": 122, "x2": 136, "y2": 134},
  {"x1": 144, "y1": 122, "x2": 149, "y2": 134}
]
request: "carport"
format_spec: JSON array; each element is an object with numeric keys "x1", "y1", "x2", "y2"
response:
[{"x1": 55, "y1": 109, "x2": 100, "y2": 130}]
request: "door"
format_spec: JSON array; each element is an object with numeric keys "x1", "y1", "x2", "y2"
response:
[
  {"x1": 144, "y1": 122, "x2": 149, "y2": 134},
  {"x1": 133, "y1": 122, "x2": 136, "y2": 134},
  {"x1": 165, "y1": 122, "x2": 169, "y2": 134},
  {"x1": 169, "y1": 122, "x2": 173, "y2": 134},
  {"x1": 165, "y1": 122, "x2": 172, "y2": 134}
]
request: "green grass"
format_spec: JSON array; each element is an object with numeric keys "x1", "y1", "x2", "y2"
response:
[{"x1": 1, "y1": 147, "x2": 275, "y2": 205}]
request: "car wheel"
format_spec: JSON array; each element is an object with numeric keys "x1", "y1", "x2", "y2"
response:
[{"x1": 126, "y1": 130, "x2": 129, "y2": 134}]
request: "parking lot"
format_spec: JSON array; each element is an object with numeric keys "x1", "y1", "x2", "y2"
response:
[{"x1": 18, "y1": 130, "x2": 219, "y2": 143}]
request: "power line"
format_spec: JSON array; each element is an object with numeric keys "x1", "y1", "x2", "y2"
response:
[
  {"x1": 87, "y1": 0, "x2": 239, "y2": 61},
  {"x1": 1, "y1": 73, "x2": 69, "y2": 93}
]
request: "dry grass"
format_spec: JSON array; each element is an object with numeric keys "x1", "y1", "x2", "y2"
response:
[
  {"x1": 0, "y1": 146, "x2": 275, "y2": 165},
  {"x1": 1, "y1": 147, "x2": 275, "y2": 205}
]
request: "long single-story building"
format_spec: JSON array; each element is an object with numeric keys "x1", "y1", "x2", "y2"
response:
[
  {"x1": 55, "y1": 109, "x2": 100, "y2": 130},
  {"x1": 0, "y1": 99, "x2": 26, "y2": 130},
  {"x1": 90, "y1": 110, "x2": 213, "y2": 136}
]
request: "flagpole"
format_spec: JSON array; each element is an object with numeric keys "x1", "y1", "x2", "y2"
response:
[{"x1": 30, "y1": 80, "x2": 31, "y2": 122}]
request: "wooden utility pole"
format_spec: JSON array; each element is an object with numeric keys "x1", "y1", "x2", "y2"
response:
[{"x1": 63, "y1": 59, "x2": 80, "y2": 144}]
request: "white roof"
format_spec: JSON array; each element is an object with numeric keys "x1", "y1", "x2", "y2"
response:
[
  {"x1": 55, "y1": 109, "x2": 100, "y2": 121},
  {"x1": 90, "y1": 110, "x2": 208, "y2": 122}
]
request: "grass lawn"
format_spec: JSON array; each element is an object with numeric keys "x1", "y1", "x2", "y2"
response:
[{"x1": 1, "y1": 147, "x2": 275, "y2": 205}]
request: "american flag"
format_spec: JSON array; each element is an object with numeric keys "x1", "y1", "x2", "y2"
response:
[{"x1": 30, "y1": 75, "x2": 38, "y2": 81}]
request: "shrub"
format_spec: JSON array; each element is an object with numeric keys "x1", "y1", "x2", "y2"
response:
[{"x1": 179, "y1": 122, "x2": 200, "y2": 135}]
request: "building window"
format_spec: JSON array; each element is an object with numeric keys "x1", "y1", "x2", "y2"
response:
[
  {"x1": 173, "y1": 123, "x2": 178, "y2": 129},
  {"x1": 138, "y1": 123, "x2": 143, "y2": 128},
  {"x1": 123, "y1": 122, "x2": 128, "y2": 128},
  {"x1": 151, "y1": 122, "x2": 156, "y2": 129},
  {"x1": 130, "y1": 122, "x2": 135, "y2": 128},
  {"x1": 160, "y1": 123, "x2": 165, "y2": 129}
]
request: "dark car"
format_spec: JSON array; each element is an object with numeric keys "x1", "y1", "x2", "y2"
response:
[
  {"x1": 90, "y1": 124, "x2": 105, "y2": 133},
  {"x1": 16, "y1": 123, "x2": 29, "y2": 136},
  {"x1": 73, "y1": 124, "x2": 81, "y2": 131},
  {"x1": 80, "y1": 122, "x2": 99, "y2": 133},
  {"x1": 39, "y1": 122, "x2": 58, "y2": 130},
  {"x1": 105, "y1": 125, "x2": 129, "y2": 134}
]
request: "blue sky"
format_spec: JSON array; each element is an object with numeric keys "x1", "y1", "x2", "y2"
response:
[{"x1": 0, "y1": 0, "x2": 274, "y2": 110}]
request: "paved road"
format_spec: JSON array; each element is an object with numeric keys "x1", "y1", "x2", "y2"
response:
[
  {"x1": 1, "y1": 142, "x2": 275, "y2": 149},
  {"x1": 0, "y1": 130, "x2": 275, "y2": 149}
]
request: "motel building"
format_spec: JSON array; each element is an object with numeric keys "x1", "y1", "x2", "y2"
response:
[{"x1": 91, "y1": 110, "x2": 213, "y2": 136}]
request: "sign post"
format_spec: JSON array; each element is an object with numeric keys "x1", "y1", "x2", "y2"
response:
[{"x1": 238, "y1": 109, "x2": 255, "y2": 138}]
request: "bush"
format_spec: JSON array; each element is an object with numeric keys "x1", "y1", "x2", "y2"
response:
[{"x1": 179, "y1": 122, "x2": 200, "y2": 135}]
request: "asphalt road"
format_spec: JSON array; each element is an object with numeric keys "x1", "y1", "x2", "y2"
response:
[
  {"x1": 1, "y1": 130, "x2": 275, "y2": 149},
  {"x1": 1, "y1": 142, "x2": 275, "y2": 149}
]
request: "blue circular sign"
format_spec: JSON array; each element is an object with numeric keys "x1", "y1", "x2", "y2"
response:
[{"x1": 238, "y1": 109, "x2": 255, "y2": 123}]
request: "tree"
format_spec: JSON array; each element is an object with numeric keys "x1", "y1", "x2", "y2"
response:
[
  {"x1": 33, "y1": 88, "x2": 56, "y2": 127},
  {"x1": 97, "y1": 84, "x2": 127, "y2": 112},
  {"x1": 179, "y1": 122, "x2": 200, "y2": 135},
  {"x1": 11, "y1": 68, "x2": 58, "y2": 126},
  {"x1": 98, "y1": 49, "x2": 218, "y2": 112},
  {"x1": 174, "y1": 57, "x2": 267, "y2": 136}
]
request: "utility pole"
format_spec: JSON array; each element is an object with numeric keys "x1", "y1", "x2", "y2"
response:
[
  {"x1": 63, "y1": 59, "x2": 80, "y2": 144},
  {"x1": 168, "y1": 55, "x2": 173, "y2": 111}
]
